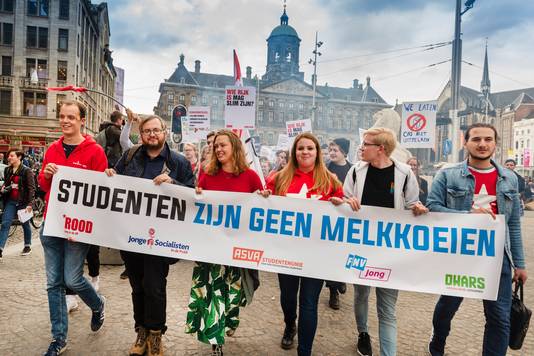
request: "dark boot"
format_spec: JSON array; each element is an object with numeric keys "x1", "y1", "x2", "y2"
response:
[
  {"x1": 329, "y1": 288, "x2": 340, "y2": 310},
  {"x1": 281, "y1": 323, "x2": 297, "y2": 349}
]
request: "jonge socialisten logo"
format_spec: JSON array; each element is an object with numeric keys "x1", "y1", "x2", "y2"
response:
[{"x1": 128, "y1": 228, "x2": 190, "y2": 254}]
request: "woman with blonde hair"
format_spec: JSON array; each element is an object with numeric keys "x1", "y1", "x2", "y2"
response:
[
  {"x1": 183, "y1": 142, "x2": 199, "y2": 173},
  {"x1": 262, "y1": 132, "x2": 344, "y2": 356},
  {"x1": 186, "y1": 129, "x2": 263, "y2": 356}
]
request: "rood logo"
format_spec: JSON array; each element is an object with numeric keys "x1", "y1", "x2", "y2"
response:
[
  {"x1": 63, "y1": 215, "x2": 93, "y2": 234},
  {"x1": 233, "y1": 247, "x2": 263, "y2": 265}
]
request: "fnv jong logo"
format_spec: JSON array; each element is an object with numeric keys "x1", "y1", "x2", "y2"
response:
[
  {"x1": 345, "y1": 254, "x2": 367, "y2": 271},
  {"x1": 233, "y1": 247, "x2": 264, "y2": 265},
  {"x1": 63, "y1": 215, "x2": 93, "y2": 241},
  {"x1": 127, "y1": 228, "x2": 190, "y2": 254}
]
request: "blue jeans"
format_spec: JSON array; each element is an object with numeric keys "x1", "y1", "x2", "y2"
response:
[
  {"x1": 354, "y1": 285, "x2": 399, "y2": 356},
  {"x1": 0, "y1": 200, "x2": 32, "y2": 249},
  {"x1": 40, "y1": 224, "x2": 103, "y2": 342},
  {"x1": 278, "y1": 274, "x2": 324, "y2": 356},
  {"x1": 432, "y1": 256, "x2": 512, "y2": 356}
]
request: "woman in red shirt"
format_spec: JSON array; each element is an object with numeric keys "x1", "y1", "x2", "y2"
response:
[
  {"x1": 186, "y1": 130, "x2": 263, "y2": 356},
  {"x1": 264, "y1": 132, "x2": 344, "y2": 356}
]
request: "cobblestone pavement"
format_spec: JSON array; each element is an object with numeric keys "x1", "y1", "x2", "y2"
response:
[{"x1": 1, "y1": 213, "x2": 533, "y2": 355}]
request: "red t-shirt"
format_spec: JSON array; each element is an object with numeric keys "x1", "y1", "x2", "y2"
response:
[
  {"x1": 8, "y1": 173, "x2": 20, "y2": 202},
  {"x1": 469, "y1": 166, "x2": 498, "y2": 214},
  {"x1": 198, "y1": 168, "x2": 263, "y2": 193},
  {"x1": 266, "y1": 169, "x2": 343, "y2": 201}
]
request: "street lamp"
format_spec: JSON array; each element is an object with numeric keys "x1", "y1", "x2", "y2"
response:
[
  {"x1": 308, "y1": 31, "x2": 323, "y2": 126},
  {"x1": 449, "y1": 0, "x2": 476, "y2": 163}
]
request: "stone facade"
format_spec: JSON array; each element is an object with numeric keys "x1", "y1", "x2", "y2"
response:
[
  {"x1": 0, "y1": 0, "x2": 116, "y2": 152},
  {"x1": 154, "y1": 8, "x2": 390, "y2": 157}
]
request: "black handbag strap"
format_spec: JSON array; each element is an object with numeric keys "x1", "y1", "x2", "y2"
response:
[{"x1": 513, "y1": 280, "x2": 524, "y2": 301}]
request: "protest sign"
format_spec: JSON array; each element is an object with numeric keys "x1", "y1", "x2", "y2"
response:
[
  {"x1": 224, "y1": 86, "x2": 256, "y2": 129},
  {"x1": 401, "y1": 101, "x2": 437, "y2": 148},
  {"x1": 185, "y1": 106, "x2": 210, "y2": 142},
  {"x1": 286, "y1": 119, "x2": 312, "y2": 147},
  {"x1": 45, "y1": 166, "x2": 505, "y2": 300}
]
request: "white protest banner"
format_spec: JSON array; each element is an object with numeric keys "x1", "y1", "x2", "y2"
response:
[
  {"x1": 286, "y1": 119, "x2": 312, "y2": 147},
  {"x1": 186, "y1": 106, "x2": 211, "y2": 142},
  {"x1": 45, "y1": 166, "x2": 505, "y2": 300},
  {"x1": 401, "y1": 101, "x2": 437, "y2": 148},
  {"x1": 276, "y1": 134, "x2": 290, "y2": 150},
  {"x1": 224, "y1": 86, "x2": 256, "y2": 129}
]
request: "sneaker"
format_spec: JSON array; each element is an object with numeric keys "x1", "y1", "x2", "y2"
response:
[
  {"x1": 120, "y1": 269, "x2": 129, "y2": 280},
  {"x1": 357, "y1": 332, "x2": 373, "y2": 356},
  {"x1": 90, "y1": 276, "x2": 100, "y2": 292},
  {"x1": 329, "y1": 288, "x2": 340, "y2": 310},
  {"x1": 66, "y1": 295, "x2": 79, "y2": 313},
  {"x1": 280, "y1": 323, "x2": 297, "y2": 350},
  {"x1": 21, "y1": 246, "x2": 32, "y2": 256},
  {"x1": 43, "y1": 339, "x2": 67, "y2": 356},
  {"x1": 211, "y1": 344, "x2": 224, "y2": 356},
  {"x1": 91, "y1": 296, "x2": 106, "y2": 332},
  {"x1": 428, "y1": 335, "x2": 445, "y2": 356}
]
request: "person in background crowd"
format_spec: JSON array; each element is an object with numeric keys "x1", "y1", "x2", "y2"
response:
[
  {"x1": 38, "y1": 100, "x2": 107, "y2": 356},
  {"x1": 119, "y1": 108, "x2": 138, "y2": 152},
  {"x1": 343, "y1": 127, "x2": 427, "y2": 356},
  {"x1": 321, "y1": 143, "x2": 330, "y2": 165},
  {"x1": 106, "y1": 114, "x2": 194, "y2": 356},
  {"x1": 0, "y1": 152, "x2": 7, "y2": 182},
  {"x1": 0, "y1": 149, "x2": 35, "y2": 260},
  {"x1": 263, "y1": 132, "x2": 345, "y2": 356},
  {"x1": 187, "y1": 130, "x2": 263, "y2": 356},
  {"x1": 183, "y1": 143, "x2": 199, "y2": 174},
  {"x1": 260, "y1": 156, "x2": 273, "y2": 179},
  {"x1": 267, "y1": 150, "x2": 289, "y2": 180},
  {"x1": 324, "y1": 138, "x2": 352, "y2": 310},
  {"x1": 427, "y1": 123, "x2": 527, "y2": 356},
  {"x1": 98, "y1": 111, "x2": 124, "y2": 168},
  {"x1": 407, "y1": 157, "x2": 428, "y2": 205},
  {"x1": 504, "y1": 159, "x2": 527, "y2": 203}
]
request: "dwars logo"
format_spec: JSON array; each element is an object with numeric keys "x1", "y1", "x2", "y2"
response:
[
  {"x1": 63, "y1": 215, "x2": 93, "y2": 241},
  {"x1": 233, "y1": 247, "x2": 264, "y2": 265}
]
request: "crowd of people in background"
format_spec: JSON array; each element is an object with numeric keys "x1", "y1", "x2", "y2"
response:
[{"x1": 1, "y1": 100, "x2": 532, "y2": 356}]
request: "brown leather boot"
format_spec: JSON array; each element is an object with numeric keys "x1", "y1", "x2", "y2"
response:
[
  {"x1": 129, "y1": 326, "x2": 148, "y2": 356},
  {"x1": 146, "y1": 329, "x2": 164, "y2": 356}
]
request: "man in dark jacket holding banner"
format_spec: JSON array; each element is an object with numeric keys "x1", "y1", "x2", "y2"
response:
[{"x1": 105, "y1": 114, "x2": 194, "y2": 356}]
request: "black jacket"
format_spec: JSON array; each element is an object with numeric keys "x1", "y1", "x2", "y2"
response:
[
  {"x1": 99, "y1": 121, "x2": 123, "y2": 167},
  {"x1": 114, "y1": 142, "x2": 195, "y2": 188},
  {"x1": 2, "y1": 165, "x2": 36, "y2": 207}
]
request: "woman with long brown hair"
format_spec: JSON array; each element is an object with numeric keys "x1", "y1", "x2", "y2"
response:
[
  {"x1": 263, "y1": 132, "x2": 344, "y2": 356},
  {"x1": 185, "y1": 129, "x2": 263, "y2": 356}
]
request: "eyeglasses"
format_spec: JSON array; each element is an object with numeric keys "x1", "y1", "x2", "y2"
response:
[
  {"x1": 141, "y1": 128, "x2": 164, "y2": 135},
  {"x1": 360, "y1": 142, "x2": 381, "y2": 148}
]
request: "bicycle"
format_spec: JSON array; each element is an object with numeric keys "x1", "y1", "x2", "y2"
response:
[{"x1": 0, "y1": 196, "x2": 45, "y2": 237}]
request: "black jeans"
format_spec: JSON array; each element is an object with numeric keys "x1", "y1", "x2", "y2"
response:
[
  {"x1": 121, "y1": 250, "x2": 170, "y2": 332},
  {"x1": 86, "y1": 245, "x2": 100, "y2": 277},
  {"x1": 278, "y1": 273, "x2": 323, "y2": 356}
]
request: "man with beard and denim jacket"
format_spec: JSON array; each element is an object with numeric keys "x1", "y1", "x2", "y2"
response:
[
  {"x1": 105, "y1": 115, "x2": 194, "y2": 356},
  {"x1": 428, "y1": 123, "x2": 527, "y2": 356}
]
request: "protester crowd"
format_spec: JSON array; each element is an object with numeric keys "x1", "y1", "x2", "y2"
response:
[{"x1": 1, "y1": 99, "x2": 530, "y2": 356}]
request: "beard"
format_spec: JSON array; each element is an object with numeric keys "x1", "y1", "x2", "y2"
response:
[{"x1": 142, "y1": 136, "x2": 165, "y2": 150}]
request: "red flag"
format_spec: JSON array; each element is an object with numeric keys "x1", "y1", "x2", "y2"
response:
[
  {"x1": 233, "y1": 49, "x2": 243, "y2": 87},
  {"x1": 46, "y1": 85, "x2": 88, "y2": 93}
]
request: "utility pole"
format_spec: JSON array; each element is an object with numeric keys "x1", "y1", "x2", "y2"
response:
[
  {"x1": 448, "y1": 0, "x2": 475, "y2": 163},
  {"x1": 308, "y1": 31, "x2": 323, "y2": 126}
]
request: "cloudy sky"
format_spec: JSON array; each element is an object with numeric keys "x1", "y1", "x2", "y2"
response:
[{"x1": 108, "y1": 0, "x2": 534, "y2": 114}]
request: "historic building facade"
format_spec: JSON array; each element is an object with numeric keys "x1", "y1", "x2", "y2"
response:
[
  {"x1": 435, "y1": 46, "x2": 534, "y2": 165},
  {"x1": 154, "y1": 7, "x2": 390, "y2": 154},
  {"x1": 0, "y1": 0, "x2": 116, "y2": 152}
]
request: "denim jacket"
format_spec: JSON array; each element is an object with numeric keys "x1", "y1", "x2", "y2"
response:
[{"x1": 426, "y1": 160, "x2": 525, "y2": 269}]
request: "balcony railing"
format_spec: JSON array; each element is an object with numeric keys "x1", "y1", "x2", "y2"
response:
[
  {"x1": 0, "y1": 76, "x2": 14, "y2": 87},
  {"x1": 20, "y1": 77, "x2": 48, "y2": 89}
]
